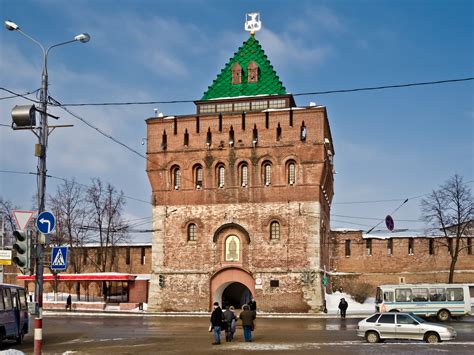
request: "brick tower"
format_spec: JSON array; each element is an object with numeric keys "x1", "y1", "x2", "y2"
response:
[{"x1": 146, "y1": 33, "x2": 335, "y2": 312}]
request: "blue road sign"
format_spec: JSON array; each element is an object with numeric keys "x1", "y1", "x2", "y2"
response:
[
  {"x1": 36, "y1": 211, "x2": 56, "y2": 234},
  {"x1": 51, "y1": 247, "x2": 68, "y2": 271}
]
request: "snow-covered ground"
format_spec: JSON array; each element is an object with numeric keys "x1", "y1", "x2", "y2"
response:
[{"x1": 325, "y1": 291, "x2": 376, "y2": 315}]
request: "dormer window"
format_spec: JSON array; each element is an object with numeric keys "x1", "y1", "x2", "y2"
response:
[
  {"x1": 232, "y1": 63, "x2": 242, "y2": 84},
  {"x1": 248, "y1": 61, "x2": 258, "y2": 83}
]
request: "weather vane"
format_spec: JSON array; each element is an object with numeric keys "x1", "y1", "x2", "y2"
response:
[{"x1": 245, "y1": 13, "x2": 261, "y2": 35}]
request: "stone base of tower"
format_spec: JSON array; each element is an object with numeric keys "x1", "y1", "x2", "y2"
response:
[{"x1": 147, "y1": 270, "x2": 325, "y2": 313}]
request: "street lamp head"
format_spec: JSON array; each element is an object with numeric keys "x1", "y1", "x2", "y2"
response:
[
  {"x1": 5, "y1": 20, "x2": 19, "y2": 31},
  {"x1": 74, "y1": 33, "x2": 90, "y2": 43}
]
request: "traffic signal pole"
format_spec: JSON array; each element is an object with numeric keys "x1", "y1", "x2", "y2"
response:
[{"x1": 5, "y1": 21, "x2": 90, "y2": 354}]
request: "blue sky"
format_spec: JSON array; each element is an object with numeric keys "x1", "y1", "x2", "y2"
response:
[{"x1": 1, "y1": 0, "x2": 473, "y2": 241}]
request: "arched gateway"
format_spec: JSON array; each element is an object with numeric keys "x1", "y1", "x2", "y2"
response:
[{"x1": 211, "y1": 267, "x2": 255, "y2": 309}]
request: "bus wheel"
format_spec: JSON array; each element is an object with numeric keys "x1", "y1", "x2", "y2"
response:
[
  {"x1": 16, "y1": 330, "x2": 24, "y2": 344},
  {"x1": 366, "y1": 331, "x2": 380, "y2": 343},
  {"x1": 425, "y1": 332, "x2": 440, "y2": 343},
  {"x1": 437, "y1": 309, "x2": 450, "y2": 322}
]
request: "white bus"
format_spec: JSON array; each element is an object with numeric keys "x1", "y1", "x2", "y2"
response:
[{"x1": 375, "y1": 284, "x2": 473, "y2": 321}]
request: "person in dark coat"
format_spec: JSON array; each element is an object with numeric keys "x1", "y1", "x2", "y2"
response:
[
  {"x1": 248, "y1": 297, "x2": 257, "y2": 314},
  {"x1": 239, "y1": 305, "x2": 256, "y2": 342},
  {"x1": 66, "y1": 295, "x2": 72, "y2": 311},
  {"x1": 210, "y1": 302, "x2": 223, "y2": 345},
  {"x1": 338, "y1": 298, "x2": 348, "y2": 319},
  {"x1": 223, "y1": 305, "x2": 237, "y2": 342}
]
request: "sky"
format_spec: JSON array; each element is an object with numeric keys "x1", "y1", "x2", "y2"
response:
[{"x1": 1, "y1": 0, "x2": 473, "y2": 243}]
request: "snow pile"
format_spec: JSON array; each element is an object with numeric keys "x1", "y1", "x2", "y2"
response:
[{"x1": 325, "y1": 291, "x2": 375, "y2": 315}]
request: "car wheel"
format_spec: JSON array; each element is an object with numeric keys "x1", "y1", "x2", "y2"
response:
[
  {"x1": 366, "y1": 331, "x2": 380, "y2": 343},
  {"x1": 425, "y1": 332, "x2": 440, "y2": 343},
  {"x1": 437, "y1": 309, "x2": 450, "y2": 322},
  {"x1": 388, "y1": 309, "x2": 399, "y2": 312}
]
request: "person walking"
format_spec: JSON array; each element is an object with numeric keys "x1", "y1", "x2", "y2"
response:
[
  {"x1": 223, "y1": 305, "x2": 237, "y2": 342},
  {"x1": 65, "y1": 295, "x2": 72, "y2": 311},
  {"x1": 210, "y1": 302, "x2": 223, "y2": 345},
  {"x1": 338, "y1": 298, "x2": 348, "y2": 319},
  {"x1": 229, "y1": 306, "x2": 237, "y2": 340},
  {"x1": 239, "y1": 304, "x2": 256, "y2": 342},
  {"x1": 248, "y1": 297, "x2": 257, "y2": 315}
]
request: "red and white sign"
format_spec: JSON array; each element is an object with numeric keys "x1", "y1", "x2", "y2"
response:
[{"x1": 13, "y1": 210, "x2": 35, "y2": 230}]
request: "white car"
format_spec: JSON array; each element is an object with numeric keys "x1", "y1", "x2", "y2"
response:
[{"x1": 357, "y1": 312, "x2": 456, "y2": 343}]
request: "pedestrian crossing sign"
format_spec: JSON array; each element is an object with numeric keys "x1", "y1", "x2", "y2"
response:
[{"x1": 51, "y1": 247, "x2": 68, "y2": 271}]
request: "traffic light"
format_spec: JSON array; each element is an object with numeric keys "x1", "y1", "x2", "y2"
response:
[
  {"x1": 322, "y1": 274, "x2": 327, "y2": 286},
  {"x1": 12, "y1": 230, "x2": 31, "y2": 274},
  {"x1": 159, "y1": 274, "x2": 165, "y2": 288}
]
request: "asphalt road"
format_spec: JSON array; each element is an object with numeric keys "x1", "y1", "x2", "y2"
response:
[{"x1": 4, "y1": 314, "x2": 474, "y2": 354}]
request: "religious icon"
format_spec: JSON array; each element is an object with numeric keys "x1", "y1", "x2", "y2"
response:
[{"x1": 225, "y1": 235, "x2": 240, "y2": 261}]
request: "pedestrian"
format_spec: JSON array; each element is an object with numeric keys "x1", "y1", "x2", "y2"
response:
[
  {"x1": 66, "y1": 295, "x2": 72, "y2": 311},
  {"x1": 223, "y1": 305, "x2": 237, "y2": 342},
  {"x1": 338, "y1": 298, "x2": 348, "y2": 319},
  {"x1": 210, "y1": 301, "x2": 223, "y2": 345},
  {"x1": 248, "y1": 297, "x2": 257, "y2": 315},
  {"x1": 229, "y1": 306, "x2": 237, "y2": 340},
  {"x1": 239, "y1": 304, "x2": 256, "y2": 342}
]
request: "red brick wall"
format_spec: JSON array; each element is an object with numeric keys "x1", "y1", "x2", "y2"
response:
[
  {"x1": 329, "y1": 230, "x2": 474, "y2": 293},
  {"x1": 146, "y1": 106, "x2": 335, "y2": 312}
]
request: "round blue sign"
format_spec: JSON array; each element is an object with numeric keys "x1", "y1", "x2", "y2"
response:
[
  {"x1": 385, "y1": 215, "x2": 394, "y2": 231},
  {"x1": 36, "y1": 211, "x2": 56, "y2": 234}
]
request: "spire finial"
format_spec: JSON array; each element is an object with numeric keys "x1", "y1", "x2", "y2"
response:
[{"x1": 245, "y1": 13, "x2": 261, "y2": 36}]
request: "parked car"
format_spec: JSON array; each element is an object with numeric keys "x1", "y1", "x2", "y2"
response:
[{"x1": 357, "y1": 312, "x2": 456, "y2": 343}]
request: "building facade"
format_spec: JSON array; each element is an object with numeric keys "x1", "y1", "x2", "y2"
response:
[{"x1": 146, "y1": 34, "x2": 335, "y2": 312}]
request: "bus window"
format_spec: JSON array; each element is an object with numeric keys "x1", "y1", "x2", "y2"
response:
[
  {"x1": 395, "y1": 288, "x2": 412, "y2": 302},
  {"x1": 447, "y1": 288, "x2": 464, "y2": 302},
  {"x1": 384, "y1": 291, "x2": 394, "y2": 302},
  {"x1": 429, "y1": 288, "x2": 446, "y2": 301},
  {"x1": 0, "y1": 289, "x2": 4, "y2": 310},
  {"x1": 412, "y1": 288, "x2": 428, "y2": 302},
  {"x1": 19, "y1": 289, "x2": 27, "y2": 311},
  {"x1": 3, "y1": 288, "x2": 12, "y2": 310}
]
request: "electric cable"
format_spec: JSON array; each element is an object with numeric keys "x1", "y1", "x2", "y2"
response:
[{"x1": 1, "y1": 77, "x2": 472, "y2": 107}]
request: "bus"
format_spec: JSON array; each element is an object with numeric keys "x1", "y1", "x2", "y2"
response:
[
  {"x1": 375, "y1": 283, "x2": 473, "y2": 321},
  {"x1": 0, "y1": 283, "x2": 29, "y2": 345}
]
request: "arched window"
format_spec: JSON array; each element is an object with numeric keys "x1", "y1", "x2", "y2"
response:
[
  {"x1": 240, "y1": 163, "x2": 248, "y2": 187},
  {"x1": 194, "y1": 165, "x2": 203, "y2": 189},
  {"x1": 247, "y1": 61, "x2": 259, "y2": 83},
  {"x1": 263, "y1": 161, "x2": 272, "y2": 186},
  {"x1": 270, "y1": 221, "x2": 280, "y2": 240},
  {"x1": 187, "y1": 223, "x2": 197, "y2": 241},
  {"x1": 217, "y1": 165, "x2": 225, "y2": 188},
  {"x1": 288, "y1": 161, "x2": 296, "y2": 185},
  {"x1": 232, "y1": 63, "x2": 242, "y2": 84},
  {"x1": 172, "y1": 166, "x2": 181, "y2": 190},
  {"x1": 225, "y1": 235, "x2": 240, "y2": 261}
]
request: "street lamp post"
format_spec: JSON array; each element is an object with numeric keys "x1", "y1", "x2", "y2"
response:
[{"x1": 5, "y1": 20, "x2": 90, "y2": 355}]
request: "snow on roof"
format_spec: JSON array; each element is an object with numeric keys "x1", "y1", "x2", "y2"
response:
[{"x1": 362, "y1": 229, "x2": 443, "y2": 239}]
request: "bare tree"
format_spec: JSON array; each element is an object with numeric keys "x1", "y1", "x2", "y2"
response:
[
  {"x1": 421, "y1": 174, "x2": 473, "y2": 283},
  {"x1": 86, "y1": 178, "x2": 128, "y2": 273},
  {"x1": 0, "y1": 196, "x2": 20, "y2": 247},
  {"x1": 48, "y1": 179, "x2": 91, "y2": 299}
]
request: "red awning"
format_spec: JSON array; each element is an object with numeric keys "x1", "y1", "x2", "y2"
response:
[{"x1": 17, "y1": 273, "x2": 137, "y2": 281}]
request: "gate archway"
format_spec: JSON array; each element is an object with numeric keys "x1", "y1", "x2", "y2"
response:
[{"x1": 210, "y1": 267, "x2": 255, "y2": 310}]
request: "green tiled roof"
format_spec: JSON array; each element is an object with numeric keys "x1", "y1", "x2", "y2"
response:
[{"x1": 201, "y1": 36, "x2": 286, "y2": 100}]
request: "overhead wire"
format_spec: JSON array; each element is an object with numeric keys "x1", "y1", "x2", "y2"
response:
[{"x1": 1, "y1": 77, "x2": 472, "y2": 107}]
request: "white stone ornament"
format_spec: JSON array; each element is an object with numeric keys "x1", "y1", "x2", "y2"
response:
[{"x1": 245, "y1": 13, "x2": 262, "y2": 34}]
